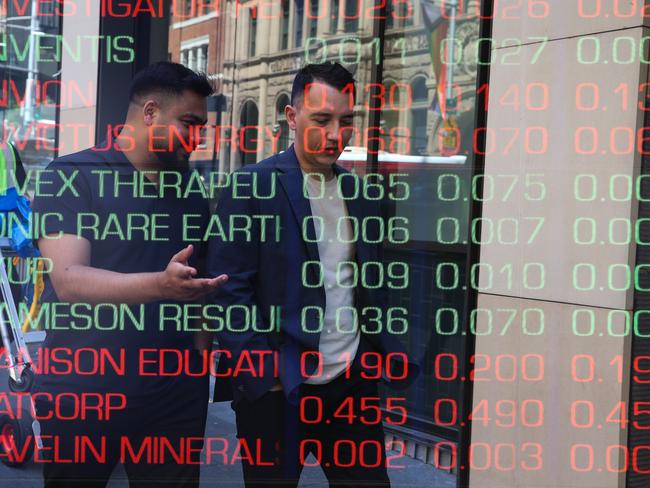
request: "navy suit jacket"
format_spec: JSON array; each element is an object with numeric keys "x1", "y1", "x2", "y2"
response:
[{"x1": 208, "y1": 145, "x2": 418, "y2": 405}]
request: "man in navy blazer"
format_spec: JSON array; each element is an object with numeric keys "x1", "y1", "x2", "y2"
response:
[{"x1": 208, "y1": 62, "x2": 417, "y2": 487}]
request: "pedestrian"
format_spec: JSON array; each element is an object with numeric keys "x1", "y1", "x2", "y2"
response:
[
  {"x1": 208, "y1": 62, "x2": 418, "y2": 487},
  {"x1": 32, "y1": 61, "x2": 227, "y2": 487}
]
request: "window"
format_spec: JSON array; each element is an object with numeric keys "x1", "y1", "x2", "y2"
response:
[
  {"x1": 387, "y1": 0, "x2": 415, "y2": 29},
  {"x1": 308, "y1": 0, "x2": 318, "y2": 38},
  {"x1": 1, "y1": 3, "x2": 62, "y2": 175},
  {"x1": 344, "y1": 0, "x2": 358, "y2": 33},
  {"x1": 294, "y1": 0, "x2": 304, "y2": 48},
  {"x1": 164, "y1": 5, "x2": 490, "y2": 480},
  {"x1": 240, "y1": 101, "x2": 259, "y2": 165},
  {"x1": 381, "y1": 80, "x2": 400, "y2": 150},
  {"x1": 410, "y1": 77, "x2": 429, "y2": 155},
  {"x1": 249, "y1": 8, "x2": 257, "y2": 57},
  {"x1": 198, "y1": 45, "x2": 208, "y2": 73},
  {"x1": 38, "y1": 2, "x2": 57, "y2": 28},
  {"x1": 374, "y1": 3, "x2": 486, "y2": 459},
  {"x1": 275, "y1": 94, "x2": 291, "y2": 152},
  {"x1": 403, "y1": 1, "x2": 415, "y2": 27},
  {"x1": 280, "y1": 0, "x2": 290, "y2": 50},
  {"x1": 329, "y1": 0, "x2": 339, "y2": 33},
  {"x1": 386, "y1": 1, "x2": 395, "y2": 30},
  {"x1": 3, "y1": 2, "x2": 495, "y2": 486},
  {"x1": 180, "y1": 37, "x2": 210, "y2": 73}
]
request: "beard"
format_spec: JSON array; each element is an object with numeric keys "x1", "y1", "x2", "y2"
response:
[{"x1": 154, "y1": 146, "x2": 191, "y2": 172}]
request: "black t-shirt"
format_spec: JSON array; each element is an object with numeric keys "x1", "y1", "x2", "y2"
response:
[{"x1": 31, "y1": 143, "x2": 210, "y2": 402}]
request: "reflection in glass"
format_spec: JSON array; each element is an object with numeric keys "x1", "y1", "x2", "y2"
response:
[
  {"x1": 330, "y1": 0, "x2": 340, "y2": 34},
  {"x1": 249, "y1": 8, "x2": 257, "y2": 57},
  {"x1": 308, "y1": 0, "x2": 318, "y2": 38},
  {"x1": 165, "y1": 1, "x2": 485, "y2": 484},
  {"x1": 344, "y1": 0, "x2": 359, "y2": 33},
  {"x1": 281, "y1": 0, "x2": 290, "y2": 50},
  {"x1": 378, "y1": 2, "x2": 482, "y2": 470},
  {"x1": 240, "y1": 100, "x2": 259, "y2": 165},
  {"x1": 276, "y1": 94, "x2": 291, "y2": 152},
  {"x1": 410, "y1": 76, "x2": 429, "y2": 155},
  {"x1": 294, "y1": 0, "x2": 304, "y2": 48},
  {"x1": 0, "y1": 0, "x2": 62, "y2": 184}
]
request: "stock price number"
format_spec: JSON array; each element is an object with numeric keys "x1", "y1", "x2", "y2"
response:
[{"x1": 300, "y1": 396, "x2": 407, "y2": 426}]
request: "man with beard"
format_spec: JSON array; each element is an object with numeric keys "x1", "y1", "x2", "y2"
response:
[
  {"x1": 208, "y1": 62, "x2": 418, "y2": 486},
  {"x1": 31, "y1": 62, "x2": 227, "y2": 487}
]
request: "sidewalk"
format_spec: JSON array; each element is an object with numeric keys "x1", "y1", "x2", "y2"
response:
[{"x1": 199, "y1": 400, "x2": 455, "y2": 488}]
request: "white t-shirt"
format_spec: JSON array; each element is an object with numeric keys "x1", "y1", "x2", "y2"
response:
[{"x1": 302, "y1": 170, "x2": 360, "y2": 384}]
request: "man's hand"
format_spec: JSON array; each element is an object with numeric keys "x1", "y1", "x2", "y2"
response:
[
  {"x1": 39, "y1": 235, "x2": 227, "y2": 305},
  {"x1": 158, "y1": 245, "x2": 228, "y2": 301}
]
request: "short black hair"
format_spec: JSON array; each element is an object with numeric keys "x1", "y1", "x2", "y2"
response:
[
  {"x1": 129, "y1": 61, "x2": 213, "y2": 103},
  {"x1": 291, "y1": 62, "x2": 356, "y2": 107}
]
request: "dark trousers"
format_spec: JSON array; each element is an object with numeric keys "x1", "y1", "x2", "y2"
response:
[
  {"x1": 34, "y1": 374, "x2": 209, "y2": 488},
  {"x1": 233, "y1": 368, "x2": 391, "y2": 487}
]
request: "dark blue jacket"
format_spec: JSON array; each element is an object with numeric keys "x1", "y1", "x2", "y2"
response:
[{"x1": 208, "y1": 145, "x2": 418, "y2": 405}]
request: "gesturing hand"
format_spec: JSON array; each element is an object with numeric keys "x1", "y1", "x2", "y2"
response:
[{"x1": 158, "y1": 245, "x2": 227, "y2": 301}]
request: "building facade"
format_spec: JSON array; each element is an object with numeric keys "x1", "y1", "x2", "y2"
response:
[
  {"x1": 5, "y1": 1, "x2": 646, "y2": 486},
  {"x1": 169, "y1": 0, "x2": 480, "y2": 173}
]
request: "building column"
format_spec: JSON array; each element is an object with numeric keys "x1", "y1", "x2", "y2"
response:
[
  {"x1": 236, "y1": 2, "x2": 246, "y2": 60},
  {"x1": 301, "y1": 0, "x2": 309, "y2": 45},
  {"x1": 255, "y1": 4, "x2": 272, "y2": 162},
  {"x1": 258, "y1": 8, "x2": 271, "y2": 56},
  {"x1": 468, "y1": 12, "x2": 648, "y2": 488},
  {"x1": 224, "y1": 1, "x2": 234, "y2": 60},
  {"x1": 268, "y1": 0, "x2": 280, "y2": 43},
  {"x1": 362, "y1": 0, "x2": 374, "y2": 35}
]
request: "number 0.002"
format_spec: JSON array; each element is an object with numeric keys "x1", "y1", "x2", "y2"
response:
[{"x1": 299, "y1": 438, "x2": 406, "y2": 469}]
